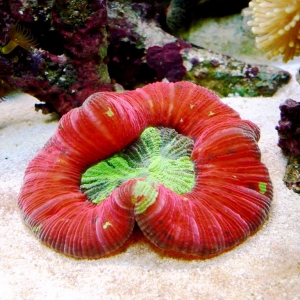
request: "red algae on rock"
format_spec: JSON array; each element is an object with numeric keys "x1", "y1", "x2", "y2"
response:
[
  {"x1": 0, "y1": 0, "x2": 292, "y2": 114},
  {"x1": 146, "y1": 41, "x2": 190, "y2": 82},
  {"x1": 276, "y1": 99, "x2": 300, "y2": 193},
  {"x1": 18, "y1": 81, "x2": 272, "y2": 259},
  {"x1": 0, "y1": 0, "x2": 112, "y2": 116},
  {"x1": 276, "y1": 99, "x2": 300, "y2": 157}
]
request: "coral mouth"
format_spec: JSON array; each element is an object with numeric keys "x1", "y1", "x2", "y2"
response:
[{"x1": 80, "y1": 126, "x2": 196, "y2": 205}]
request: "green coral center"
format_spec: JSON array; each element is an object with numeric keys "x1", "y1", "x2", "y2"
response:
[{"x1": 80, "y1": 127, "x2": 195, "y2": 204}]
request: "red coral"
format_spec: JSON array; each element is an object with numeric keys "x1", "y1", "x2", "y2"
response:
[{"x1": 18, "y1": 82, "x2": 272, "y2": 259}]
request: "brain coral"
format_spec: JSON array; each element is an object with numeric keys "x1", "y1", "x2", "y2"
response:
[
  {"x1": 247, "y1": 0, "x2": 300, "y2": 62},
  {"x1": 18, "y1": 81, "x2": 272, "y2": 259}
]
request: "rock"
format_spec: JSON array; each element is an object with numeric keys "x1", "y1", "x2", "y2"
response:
[
  {"x1": 108, "y1": 1, "x2": 290, "y2": 97},
  {"x1": 276, "y1": 99, "x2": 300, "y2": 157},
  {"x1": 166, "y1": 0, "x2": 250, "y2": 34},
  {"x1": 182, "y1": 47, "x2": 290, "y2": 97},
  {"x1": 185, "y1": 13, "x2": 266, "y2": 63},
  {"x1": 283, "y1": 156, "x2": 300, "y2": 194},
  {"x1": 0, "y1": 0, "x2": 291, "y2": 115},
  {"x1": 0, "y1": 0, "x2": 112, "y2": 116}
]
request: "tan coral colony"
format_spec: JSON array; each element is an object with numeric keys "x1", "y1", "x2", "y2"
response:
[{"x1": 247, "y1": 0, "x2": 300, "y2": 62}]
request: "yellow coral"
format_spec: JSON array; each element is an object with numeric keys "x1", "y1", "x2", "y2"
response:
[
  {"x1": 247, "y1": 0, "x2": 300, "y2": 62},
  {"x1": 1, "y1": 22, "x2": 38, "y2": 54},
  {"x1": 0, "y1": 80, "x2": 14, "y2": 102}
]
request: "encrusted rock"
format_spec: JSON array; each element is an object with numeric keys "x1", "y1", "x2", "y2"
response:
[
  {"x1": 276, "y1": 99, "x2": 300, "y2": 194},
  {"x1": 0, "y1": 0, "x2": 291, "y2": 114},
  {"x1": 276, "y1": 99, "x2": 300, "y2": 157},
  {"x1": 108, "y1": 1, "x2": 290, "y2": 97},
  {"x1": 283, "y1": 156, "x2": 300, "y2": 193},
  {"x1": 0, "y1": 0, "x2": 112, "y2": 115}
]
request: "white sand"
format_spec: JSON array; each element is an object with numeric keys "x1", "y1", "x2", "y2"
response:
[{"x1": 1, "y1": 63, "x2": 300, "y2": 299}]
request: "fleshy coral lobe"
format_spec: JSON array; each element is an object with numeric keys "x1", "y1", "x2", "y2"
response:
[{"x1": 19, "y1": 81, "x2": 272, "y2": 259}]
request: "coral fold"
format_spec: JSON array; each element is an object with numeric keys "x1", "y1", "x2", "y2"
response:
[{"x1": 18, "y1": 81, "x2": 272, "y2": 259}]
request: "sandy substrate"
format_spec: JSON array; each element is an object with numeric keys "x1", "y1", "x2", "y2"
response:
[{"x1": 1, "y1": 63, "x2": 300, "y2": 300}]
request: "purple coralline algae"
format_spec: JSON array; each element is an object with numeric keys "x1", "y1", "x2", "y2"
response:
[
  {"x1": 0, "y1": 0, "x2": 292, "y2": 114},
  {"x1": 146, "y1": 41, "x2": 190, "y2": 82},
  {"x1": 276, "y1": 99, "x2": 300, "y2": 193},
  {"x1": 0, "y1": 0, "x2": 112, "y2": 115},
  {"x1": 276, "y1": 99, "x2": 300, "y2": 157},
  {"x1": 107, "y1": 25, "x2": 155, "y2": 90}
]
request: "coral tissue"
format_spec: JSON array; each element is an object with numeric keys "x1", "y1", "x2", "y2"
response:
[
  {"x1": 247, "y1": 0, "x2": 300, "y2": 62},
  {"x1": 18, "y1": 82, "x2": 272, "y2": 259}
]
